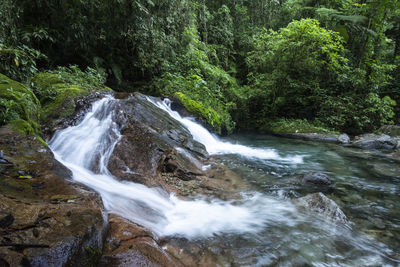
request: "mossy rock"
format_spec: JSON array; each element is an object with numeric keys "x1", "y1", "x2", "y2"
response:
[
  {"x1": 0, "y1": 73, "x2": 40, "y2": 135},
  {"x1": 32, "y1": 72, "x2": 111, "y2": 126}
]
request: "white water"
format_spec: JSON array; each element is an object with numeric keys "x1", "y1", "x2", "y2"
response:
[
  {"x1": 148, "y1": 98, "x2": 304, "y2": 164},
  {"x1": 49, "y1": 96, "x2": 297, "y2": 238}
]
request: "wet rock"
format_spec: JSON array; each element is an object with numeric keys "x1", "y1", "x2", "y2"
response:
[
  {"x1": 352, "y1": 134, "x2": 398, "y2": 150},
  {"x1": 100, "y1": 215, "x2": 182, "y2": 267},
  {"x1": 298, "y1": 172, "x2": 333, "y2": 187},
  {"x1": 107, "y1": 93, "x2": 246, "y2": 198},
  {"x1": 293, "y1": 192, "x2": 348, "y2": 224},
  {"x1": 0, "y1": 213, "x2": 14, "y2": 228},
  {"x1": 372, "y1": 162, "x2": 400, "y2": 178},
  {"x1": 101, "y1": 214, "x2": 226, "y2": 267},
  {"x1": 0, "y1": 126, "x2": 105, "y2": 266},
  {"x1": 338, "y1": 134, "x2": 350, "y2": 144},
  {"x1": 0, "y1": 151, "x2": 3, "y2": 159},
  {"x1": 107, "y1": 94, "x2": 204, "y2": 188}
]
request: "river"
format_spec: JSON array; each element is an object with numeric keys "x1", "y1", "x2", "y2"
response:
[{"x1": 49, "y1": 96, "x2": 400, "y2": 266}]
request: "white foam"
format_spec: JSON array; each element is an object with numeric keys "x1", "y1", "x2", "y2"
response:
[
  {"x1": 49, "y1": 96, "x2": 297, "y2": 238},
  {"x1": 148, "y1": 98, "x2": 304, "y2": 164}
]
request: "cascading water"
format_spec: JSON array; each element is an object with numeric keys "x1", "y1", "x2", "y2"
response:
[
  {"x1": 49, "y1": 95, "x2": 297, "y2": 238},
  {"x1": 148, "y1": 98, "x2": 304, "y2": 163},
  {"x1": 49, "y1": 95, "x2": 398, "y2": 265}
]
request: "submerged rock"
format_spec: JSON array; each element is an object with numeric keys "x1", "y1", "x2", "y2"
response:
[
  {"x1": 0, "y1": 126, "x2": 105, "y2": 266},
  {"x1": 352, "y1": 134, "x2": 399, "y2": 150},
  {"x1": 298, "y1": 172, "x2": 333, "y2": 186},
  {"x1": 293, "y1": 192, "x2": 348, "y2": 224}
]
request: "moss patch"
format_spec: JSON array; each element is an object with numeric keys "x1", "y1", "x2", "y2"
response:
[
  {"x1": 152, "y1": 73, "x2": 237, "y2": 135},
  {"x1": 32, "y1": 72, "x2": 111, "y2": 125},
  {"x1": 0, "y1": 73, "x2": 40, "y2": 133},
  {"x1": 174, "y1": 92, "x2": 224, "y2": 134}
]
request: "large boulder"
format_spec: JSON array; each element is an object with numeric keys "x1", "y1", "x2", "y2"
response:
[
  {"x1": 293, "y1": 192, "x2": 348, "y2": 224},
  {"x1": 107, "y1": 93, "x2": 246, "y2": 198},
  {"x1": 0, "y1": 126, "x2": 105, "y2": 266},
  {"x1": 352, "y1": 134, "x2": 399, "y2": 150}
]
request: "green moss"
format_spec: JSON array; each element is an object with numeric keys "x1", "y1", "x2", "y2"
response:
[
  {"x1": 262, "y1": 118, "x2": 338, "y2": 134},
  {"x1": 9, "y1": 119, "x2": 47, "y2": 146},
  {"x1": 0, "y1": 73, "x2": 40, "y2": 133},
  {"x1": 10, "y1": 119, "x2": 35, "y2": 134},
  {"x1": 175, "y1": 92, "x2": 224, "y2": 134},
  {"x1": 153, "y1": 72, "x2": 237, "y2": 135},
  {"x1": 32, "y1": 72, "x2": 111, "y2": 125}
]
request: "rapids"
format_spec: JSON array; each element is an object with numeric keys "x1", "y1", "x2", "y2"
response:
[{"x1": 49, "y1": 95, "x2": 400, "y2": 266}]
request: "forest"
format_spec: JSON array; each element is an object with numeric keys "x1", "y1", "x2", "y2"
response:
[
  {"x1": 2, "y1": 1, "x2": 400, "y2": 266},
  {"x1": 1, "y1": 0, "x2": 400, "y2": 135}
]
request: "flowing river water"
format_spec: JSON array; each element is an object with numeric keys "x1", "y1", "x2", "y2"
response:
[{"x1": 49, "y1": 96, "x2": 400, "y2": 266}]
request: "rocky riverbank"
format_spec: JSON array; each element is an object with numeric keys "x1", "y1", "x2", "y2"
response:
[
  {"x1": 267, "y1": 126, "x2": 400, "y2": 163},
  {"x1": 0, "y1": 73, "x2": 249, "y2": 266},
  {"x1": 0, "y1": 126, "x2": 105, "y2": 266}
]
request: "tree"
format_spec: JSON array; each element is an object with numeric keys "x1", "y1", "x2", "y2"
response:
[{"x1": 246, "y1": 19, "x2": 348, "y2": 119}]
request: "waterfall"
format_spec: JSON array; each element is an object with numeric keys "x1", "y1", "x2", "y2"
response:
[
  {"x1": 49, "y1": 96, "x2": 296, "y2": 238},
  {"x1": 147, "y1": 98, "x2": 304, "y2": 164}
]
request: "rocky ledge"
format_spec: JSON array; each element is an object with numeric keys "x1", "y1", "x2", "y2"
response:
[{"x1": 0, "y1": 126, "x2": 105, "y2": 266}]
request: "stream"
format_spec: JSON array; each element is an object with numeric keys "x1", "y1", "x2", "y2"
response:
[{"x1": 49, "y1": 96, "x2": 400, "y2": 266}]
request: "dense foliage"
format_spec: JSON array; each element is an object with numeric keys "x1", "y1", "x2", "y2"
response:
[{"x1": 1, "y1": 0, "x2": 400, "y2": 134}]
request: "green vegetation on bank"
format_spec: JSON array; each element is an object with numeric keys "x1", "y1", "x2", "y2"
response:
[
  {"x1": 33, "y1": 66, "x2": 110, "y2": 125},
  {"x1": 0, "y1": 73, "x2": 40, "y2": 133},
  {"x1": 261, "y1": 119, "x2": 338, "y2": 135},
  {"x1": 1, "y1": 0, "x2": 400, "y2": 135},
  {"x1": 0, "y1": 67, "x2": 108, "y2": 137}
]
